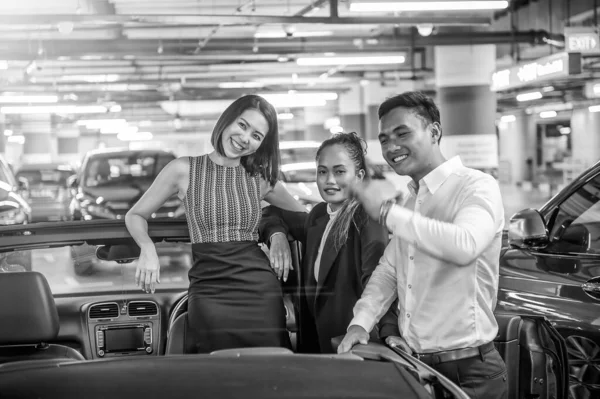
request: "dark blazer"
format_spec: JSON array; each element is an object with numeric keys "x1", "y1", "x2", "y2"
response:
[{"x1": 260, "y1": 202, "x2": 400, "y2": 353}]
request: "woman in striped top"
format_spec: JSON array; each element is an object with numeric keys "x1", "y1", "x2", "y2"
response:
[{"x1": 125, "y1": 95, "x2": 306, "y2": 353}]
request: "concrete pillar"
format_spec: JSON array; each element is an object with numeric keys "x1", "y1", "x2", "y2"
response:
[
  {"x1": 435, "y1": 45, "x2": 498, "y2": 170},
  {"x1": 338, "y1": 83, "x2": 366, "y2": 137},
  {"x1": 21, "y1": 114, "x2": 55, "y2": 164},
  {"x1": 304, "y1": 103, "x2": 337, "y2": 141},
  {"x1": 498, "y1": 112, "x2": 537, "y2": 184},
  {"x1": 570, "y1": 108, "x2": 600, "y2": 170}
]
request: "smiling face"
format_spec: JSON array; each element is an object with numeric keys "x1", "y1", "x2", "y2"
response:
[
  {"x1": 378, "y1": 106, "x2": 441, "y2": 183},
  {"x1": 316, "y1": 144, "x2": 365, "y2": 210},
  {"x1": 221, "y1": 108, "x2": 269, "y2": 160}
]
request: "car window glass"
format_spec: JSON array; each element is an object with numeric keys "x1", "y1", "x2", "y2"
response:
[
  {"x1": 17, "y1": 169, "x2": 72, "y2": 186},
  {"x1": 83, "y1": 153, "x2": 174, "y2": 187},
  {"x1": 548, "y1": 174, "x2": 600, "y2": 254}
]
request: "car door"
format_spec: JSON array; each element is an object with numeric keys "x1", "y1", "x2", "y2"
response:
[{"x1": 498, "y1": 171, "x2": 600, "y2": 399}]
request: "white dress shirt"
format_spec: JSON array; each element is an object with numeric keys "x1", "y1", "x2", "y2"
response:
[
  {"x1": 313, "y1": 204, "x2": 340, "y2": 282},
  {"x1": 349, "y1": 156, "x2": 505, "y2": 353}
]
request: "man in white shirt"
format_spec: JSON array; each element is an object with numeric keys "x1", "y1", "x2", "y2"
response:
[{"x1": 337, "y1": 91, "x2": 508, "y2": 399}]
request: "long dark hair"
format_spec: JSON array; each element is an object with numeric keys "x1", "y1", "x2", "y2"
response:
[
  {"x1": 211, "y1": 94, "x2": 280, "y2": 186},
  {"x1": 315, "y1": 131, "x2": 368, "y2": 251}
]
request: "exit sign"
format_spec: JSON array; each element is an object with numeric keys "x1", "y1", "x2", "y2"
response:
[{"x1": 565, "y1": 27, "x2": 600, "y2": 54}]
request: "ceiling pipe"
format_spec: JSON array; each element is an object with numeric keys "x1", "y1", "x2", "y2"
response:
[
  {"x1": 0, "y1": 30, "x2": 562, "y2": 60},
  {"x1": 0, "y1": 14, "x2": 492, "y2": 26}
]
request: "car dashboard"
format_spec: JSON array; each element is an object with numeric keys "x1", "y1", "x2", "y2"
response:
[{"x1": 54, "y1": 290, "x2": 186, "y2": 360}]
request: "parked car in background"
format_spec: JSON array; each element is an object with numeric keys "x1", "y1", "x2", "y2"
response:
[
  {"x1": 69, "y1": 148, "x2": 183, "y2": 221},
  {"x1": 0, "y1": 154, "x2": 31, "y2": 225},
  {"x1": 68, "y1": 148, "x2": 186, "y2": 275},
  {"x1": 16, "y1": 163, "x2": 75, "y2": 222},
  {"x1": 498, "y1": 159, "x2": 600, "y2": 399}
]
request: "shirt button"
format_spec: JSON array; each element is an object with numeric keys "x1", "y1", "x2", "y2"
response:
[
  {"x1": 409, "y1": 256, "x2": 414, "y2": 260},
  {"x1": 408, "y1": 284, "x2": 412, "y2": 289},
  {"x1": 406, "y1": 313, "x2": 411, "y2": 318}
]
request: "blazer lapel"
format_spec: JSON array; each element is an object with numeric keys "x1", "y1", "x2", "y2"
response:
[
  {"x1": 304, "y1": 215, "x2": 329, "y2": 286},
  {"x1": 314, "y1": 232, "x2": 341, "y2": 299}
]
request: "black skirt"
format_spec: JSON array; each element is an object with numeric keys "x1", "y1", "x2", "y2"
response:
[{"x1": 185, "y1": 241, "x2": 291, "y2": 353}]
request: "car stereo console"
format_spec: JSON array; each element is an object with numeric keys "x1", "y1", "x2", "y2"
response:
[{"x1": 86, "y1": 301, "x2": 160, "y2": 359}]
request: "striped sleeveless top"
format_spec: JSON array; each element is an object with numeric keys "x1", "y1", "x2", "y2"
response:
[{"x1": 183, "y1": 155, "x2": 262, "y2": 243}]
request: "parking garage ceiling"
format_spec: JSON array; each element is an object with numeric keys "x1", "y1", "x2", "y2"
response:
[{"x1": 0, "y1": 0, "x2": 599, "y2": 135}]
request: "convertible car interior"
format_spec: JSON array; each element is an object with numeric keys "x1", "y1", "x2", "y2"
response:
[{"x1": 0, "y1": 219, "x2": 568, "y2": 399}]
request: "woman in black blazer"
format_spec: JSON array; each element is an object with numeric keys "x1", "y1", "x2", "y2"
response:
[{"x1": 260, "y1": 132, "x2": 399, "y2": 353}]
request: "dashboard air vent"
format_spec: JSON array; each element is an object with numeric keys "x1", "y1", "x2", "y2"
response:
[
  {"x1": 128, "y1": 301, "x2": 158, "y2": 317},
  {"x1": 89, "y1": 303, "x2": 119, "y2": 319}
]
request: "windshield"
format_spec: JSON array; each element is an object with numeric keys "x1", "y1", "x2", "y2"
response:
[
  {"x1": 0, "y1": 242, "x2": 191, "y2": 295},
  {"x1": 83, "y1": 153, "x2": 174, "y2": 188},
  {"x1": 17, "y1": 169, "x2": 73, "y2": 186}
]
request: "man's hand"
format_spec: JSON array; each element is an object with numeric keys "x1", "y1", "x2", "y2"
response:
[
  {"x1": 385, "y1": 336, "x2": 413, "y2": 355},
  {"x1": 349, "y1": 180, "x2": 400, "y2": 221},
  {"x1": 337, "y1": 325, "x2": 370, "y2": 353},
  {"x1": 268, "y1": 233, "x2": 293, "y2": 282}
]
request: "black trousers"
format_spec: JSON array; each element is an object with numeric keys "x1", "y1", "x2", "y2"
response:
[{"x1": 421, "y1": 345, "x2": 508, "y2": 399}]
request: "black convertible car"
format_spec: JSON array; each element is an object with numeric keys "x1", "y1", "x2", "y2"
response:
[{"x1": 0, "y1": 219, "x2": 568, "y2": 399}]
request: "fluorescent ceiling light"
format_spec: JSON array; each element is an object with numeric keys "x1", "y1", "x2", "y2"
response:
[
  {"x1": 516, "y1": 91, "x2": 542, "y2": 102},
  {"x1": 259, "y1": 92, "x2": 338, "y2": 108},
  {"x1": 349, "y1": 1, "x2": 509, "y2": 12},
  {"x1": 277, "y1": 113, "x2": 294, "y2": 120},
  {"x1": 542, "y1": 86, "x2": 554, "y2": 92},
  {"x1": 559, "y1": 127, "x2": 571, "y2": 134},
  {"x1": 118, "y1": 131, "x2": 153, "y2": 141},
  {"x1": 0, "y1": 61, "x2": 8, "y2": 70},
  {"x1": 0, "y1": 105, "x2": 108, "y2": 114},
  {"x1": 297, "y1": 55, "x2": 405, "y2": 66},
  {"x1": 279, "y1": 141, "x2": 321, "y2": 149},
  {"x1": 330, "y1": 126, "x2": 344, "y2": 134},
  {"x1": 7, "y1": 135, "x2": 25, "y2": 144},
  {"x1": 3, "y1": 129, "x2": 13, "y2": 136},
  {"x1": 218, "y1": 82, "x2": 264, "y2": 89},
  {"x1": 500, "y1": 115, "x2": 516, "y2": 123},
  {"x1": 0, "y1": 95, "x2": 58, "y2": 103},
  {"x1": 539, "y1": 111, "x2": 557, "y2": 118},
  {"x1": 254, "y1": 31, "x2": 333, "y2": 39},
  {"x1": 77, "y1": 119, "x2": 127, "y2": 128},
  {"x1": 281, "y1": 162, "x2": 317, "y2": 172},
  {"x1": 61, "y1": 74, "x2": 120, "y2": 83},
  {"x1": 589, "y1": 105, "x2": 600, "y2": 113}
]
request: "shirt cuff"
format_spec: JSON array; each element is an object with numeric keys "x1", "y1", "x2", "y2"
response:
[
  {"x1": 348, "y1": 313, "x2": 377, "y2": 334},
  {"x1": 269, "y1": 231, "x2": 287, "y2": 244},
  {"x1": 385, "y1": 204, "x2": 414, "y2": 233}
]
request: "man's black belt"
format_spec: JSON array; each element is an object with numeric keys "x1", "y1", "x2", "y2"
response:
[{"x1": 413, "y1": 341, "x2": 495, "y2": 366}]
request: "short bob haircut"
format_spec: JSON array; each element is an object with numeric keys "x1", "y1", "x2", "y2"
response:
[{"x1": 210, "y1": 94, "x2": 280, "y2": 186}]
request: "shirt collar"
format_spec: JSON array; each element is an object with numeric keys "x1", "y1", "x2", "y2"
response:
[
  {"x1": 327, "y1": 203, "x2": 341, "y2": 219},
  {"x1": 406, "y1": 156, "x2": 463, "y2": 196}
]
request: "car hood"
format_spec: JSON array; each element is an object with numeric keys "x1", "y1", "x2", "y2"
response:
[{"x1": 82, "y1": 182, "x2": 152, "y2": 203}]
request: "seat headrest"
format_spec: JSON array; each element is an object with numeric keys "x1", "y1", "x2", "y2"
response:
[{"x1": 0, "y1": 272, "x2": 59, "y2": 345}]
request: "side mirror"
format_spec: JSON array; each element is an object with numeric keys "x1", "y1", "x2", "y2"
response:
[
  {"x1": 508, "y1": 208, "x2": 549, "y2": 249},
  {"x1": 67, "y1": 174, "x2": 78, "y2": 189}
]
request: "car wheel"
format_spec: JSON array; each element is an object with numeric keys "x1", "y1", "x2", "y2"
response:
[{"x1": 565, "y1": 334, "x2": 600, "y2": 399}]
